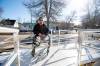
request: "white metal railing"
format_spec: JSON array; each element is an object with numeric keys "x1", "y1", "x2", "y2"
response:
[
  {"x1": 0, "y1": 26, "x2": 20, "y2": 66},
  {"x1": 50, "y1": 29, "x2": 75, "y2": 46},
  {"x1": 50, "y1": 29, "x2": 78, "y2": 66},
  {"x1": 78, "y1": 29, "x2": 100, "y2": 65},
  {"x1": 4, "y1": 52, "x2": 17, "y2": 66},
  {"x1": 50, "y1": 29, "x2": 100, "y2": 66}
]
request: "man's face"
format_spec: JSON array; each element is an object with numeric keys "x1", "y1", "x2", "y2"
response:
[{"x1": 38, "y1": 20, "x2": 44, "y2": 25}]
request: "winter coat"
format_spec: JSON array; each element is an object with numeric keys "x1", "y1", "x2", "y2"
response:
[{"x1": 33, "y1": 23, "x2": 49, "y2": 36}]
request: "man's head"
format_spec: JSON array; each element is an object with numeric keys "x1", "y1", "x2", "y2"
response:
[{"x1": 38, "y1": 17, "x2": 44, "y2": 25}]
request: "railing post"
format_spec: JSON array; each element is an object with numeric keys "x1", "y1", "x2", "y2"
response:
[
  {"x1": 50, "y1": 29, "x2": 53, "y2": 46},
  {"x1": 77, "y1": 29, "x2": 82, "y2": 66},
  {"x1": 58, "y1": 30, "x2": 60, "y2": 46},
  {"x1": 13, "y1": 32, "x2": 20, "y2": 66}
]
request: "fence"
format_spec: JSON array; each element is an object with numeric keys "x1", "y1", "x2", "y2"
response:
[
  {"x1": 50, "y1": 29, "x2": 78, "y2": 66},
  {"x1": 50, "y1": 29, "x2": 100, "y2": 66},
  {"x1": 78, "y1": 29, "x2": 100, "y2": 66},
  {"x1": 0, "y1": 26, "x2": 20, "y2": 66},
  {"x1": 50, "y1": 29, "x2": 73, "y2": 46}
]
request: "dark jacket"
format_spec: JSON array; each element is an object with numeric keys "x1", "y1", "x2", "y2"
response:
[{"x1": 33, "y1": 23, "x2": 49, "y2": 36}]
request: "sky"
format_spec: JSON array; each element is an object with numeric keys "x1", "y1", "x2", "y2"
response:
[
  {"x1": 0, "y1": 0, "x2": 88, "y2": 24},
  {"x1": 0, "y1": 0, "x2": 30, "y2": 23},
  {"x1": 61, "y1": 0, "x2": 88, "y2": 20}
]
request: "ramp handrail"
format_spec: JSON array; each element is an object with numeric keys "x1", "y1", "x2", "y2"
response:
[
  {"x1": 78, "y1": 29, "x2": 100, "y2": 65},
  {"x1": 0, "y1": 27, "x2": 20, "y2": 66}
]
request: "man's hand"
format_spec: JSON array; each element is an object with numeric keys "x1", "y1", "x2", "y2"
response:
[{"x1": 38, "y1": 33, "x2": 42, "y2": 36}]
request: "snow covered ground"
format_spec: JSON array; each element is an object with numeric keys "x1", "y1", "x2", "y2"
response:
[
  {"x1": 19, "y1": 34, "x2": 79, "y2": 66},
  {"x1": 0, "y1": 31, "x2": 100, "y2": 66},
  {"x1": 19, "y1": 33, "x2": 100, "y2": 66}
]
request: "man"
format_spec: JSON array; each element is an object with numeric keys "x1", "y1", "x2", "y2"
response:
[
  {"x1": 33, "y1": 17, "x2": 49, "y2": 39},
  {"x1": 32, "y1": 17, "x2": 49, "y2": 57}
]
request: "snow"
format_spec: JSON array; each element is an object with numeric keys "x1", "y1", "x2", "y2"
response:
[
  {"x1": 19, "y1": 33, "x2": 100, "y2": 66},
  {"x1": 19, "y1": 34, "x2": 79, "y2": 66},
  {"x1": 0, "y1": 52, "x2": 12, "y2": 66},
  {"x1": 0, "y1": 30, "x2": 100, "y2": 66}
]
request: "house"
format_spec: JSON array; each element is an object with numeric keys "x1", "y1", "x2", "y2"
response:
[
  {"x1": 0, "y1": 19, "x2": 19, "y2": 28},
  {"x1": 0, "y1": 19, "x2": 35, "y2": 32},
  {"x1": 0, "y1": 19, "x2": 19, "y2": 35}
]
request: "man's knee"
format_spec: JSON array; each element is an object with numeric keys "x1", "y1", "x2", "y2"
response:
[{"x1": 43, "y1": 35, "x2": 49, "y2": 41}]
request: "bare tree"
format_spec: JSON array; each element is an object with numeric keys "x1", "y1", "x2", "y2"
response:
[
  {"x1": 82, "y1": 0, "x2": 100, "y2": 28},
  {"x1": 81, "y1": 0, "x2": 93, "y2": 28},
  {"x1": 23, "y1": 0, "x2": 66, "y2": 28},
  {"x1": 65, "y1": 11, "x2": 76, "y2": 29},
  {"x1": 93, "y1": 0, "x2": 100, "y2": 27}
]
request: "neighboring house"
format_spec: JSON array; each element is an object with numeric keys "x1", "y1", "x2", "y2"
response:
[
  {"x1": 0, "y1": 19, "x2": 19, "y2": 35},
  {"x1": 0, "y1": 19, "x2": 37, "y2": 32},
  {"x1": 0, "y1": 19, "x2": 19, "y2": 28}
]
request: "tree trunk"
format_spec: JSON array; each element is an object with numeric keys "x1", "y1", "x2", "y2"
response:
[{"x1": 45, "y1": 0, "x2": 49, "y2": 28}]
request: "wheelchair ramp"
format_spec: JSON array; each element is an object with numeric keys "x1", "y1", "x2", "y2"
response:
[
  {"x1": 20, "y1": 46, "x2": 78, "y2": 66},
  {"x1": 32, "y1": 47, "x2": 78, "y2": 66},
  {"x1": 20, "y1": 31, "x2": 100, "y2": 66},
  {"x1": 20, "y1": 34, "x2": 78, "y2": 66}
]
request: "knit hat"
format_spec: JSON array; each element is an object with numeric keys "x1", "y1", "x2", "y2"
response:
[{"x1": 38, "y1": 17, "x2": 43, "y2": 21}]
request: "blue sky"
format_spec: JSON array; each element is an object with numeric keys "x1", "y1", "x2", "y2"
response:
[
  {"x1": 0, "y1": 0, "x2": 88, "y2": 24},
  {"x1": 0, "y1": 0, "x2": 30, "y2": 22}
]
